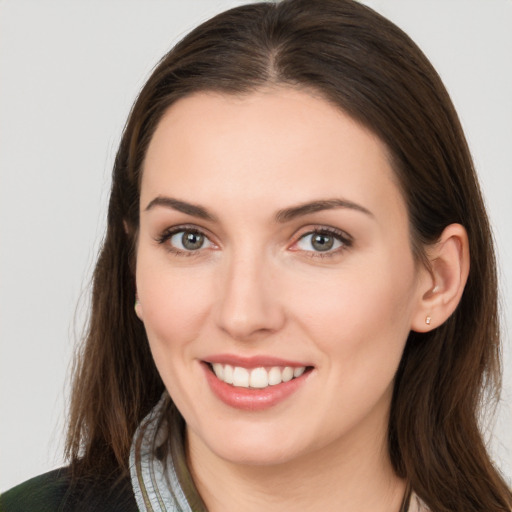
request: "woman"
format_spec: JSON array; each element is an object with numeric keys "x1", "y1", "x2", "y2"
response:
[{"x1": 1, "y1": 0, "x2": 510, "y2": 510}]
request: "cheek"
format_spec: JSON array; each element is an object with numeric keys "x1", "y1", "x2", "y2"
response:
[
  {"x1": 135, "y1": 255, "x2": 214, "y2": 351},
  {"x1": 288, "y1": 252, "x2": 417, "y2": 367},
  {"x1": 135, "y1": 259, "x2": 216, "y2": 414}
]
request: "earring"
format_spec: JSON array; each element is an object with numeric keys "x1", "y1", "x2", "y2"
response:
[{"x1": 425, "y1": 316, "x2": 432, "y2": 325}]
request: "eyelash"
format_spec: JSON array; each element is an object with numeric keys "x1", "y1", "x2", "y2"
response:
[{"x1": 155, "y1": 225, "x2": 353, "y2": 259}]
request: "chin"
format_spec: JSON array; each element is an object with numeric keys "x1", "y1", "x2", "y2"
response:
[
  {"x1": 189, "y1": 421, "x2": 310, "y2": 467},
  {"x1": 216, "y1": 443, "x2": 303, "y2": 467}
]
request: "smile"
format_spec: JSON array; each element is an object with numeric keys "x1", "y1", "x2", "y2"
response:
[
  {"x1": 210, "y1": 363, "x2": 306, "y2": 389},
  {"x1": 202, "y1": 357, "x2": 313, "y2": 411}
]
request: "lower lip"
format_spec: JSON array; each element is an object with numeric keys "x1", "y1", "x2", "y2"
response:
[{"x1": 202, "y1": 363, "x2": 310, "y2": 412}]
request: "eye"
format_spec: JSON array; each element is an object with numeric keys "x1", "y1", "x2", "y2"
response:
[
  {"x1": 294, "y1": 227, "x2": 352, "y2": 256},
  {"x1": 171, "y1": 230, "x2": 209, "y2": 251},
  {"x1": 157, "y1": 227, "x2": 214, "y2": 255}
]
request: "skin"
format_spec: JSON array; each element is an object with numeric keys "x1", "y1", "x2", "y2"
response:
[{"x1": 134, "y1": 87, "x2": 439, "y2": 511}]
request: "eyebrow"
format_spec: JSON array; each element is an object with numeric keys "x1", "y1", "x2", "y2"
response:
[
  {"x1": 274, "y1": 199, "x2": 374, "y2": 223},
  {"x1": 144, "y1": 196, "x2": 373, "y2": 223},
  {"x1": 145, "y1": 196, "x2": 218, "y2": 221}
]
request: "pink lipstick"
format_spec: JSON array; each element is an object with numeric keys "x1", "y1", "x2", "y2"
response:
[{"x1": 201, "y1": 355, "x2": 312, "y2": 411}]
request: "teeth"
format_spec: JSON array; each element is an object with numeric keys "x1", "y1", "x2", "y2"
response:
[
  {"x1": 211, "y1": 364, "x2": 307, "y2": 389},
  {"x1": 268, "y1": 367, "x2": 282, "y2": 386},
  {"x1": 223, "y1": 364, "x2": 233, "y2": 384},
  {"x1": 212, "y1": 363, "x2": 224, "y2": 380},
  {"x1": 282, "y1": 366, "x2": 294, "y2": 382},
  {"x1": 293, "y1": 367, "x2": 305, "y2": 378},
  {"x1": 249, "y1": 367, "x2": 268, "y2": 388},
  {"x1": 232, "y1": 367, "x2": 249, "y2": 387}
]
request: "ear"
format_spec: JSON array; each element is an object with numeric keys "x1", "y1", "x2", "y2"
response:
[
  {"x1": 134, "y1": 292, "x2": 144, "y2": 321},
  {"x1": 123, "y1": 219, "x2": 132, "y2": 235},
  {"x1": 411, "y1": 223, "x2": 470, "y2": 333}
]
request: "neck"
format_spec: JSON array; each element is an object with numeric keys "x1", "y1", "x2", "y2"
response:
[{"x1": 186, "y1": 409, "x2": 406, "y2": 512}]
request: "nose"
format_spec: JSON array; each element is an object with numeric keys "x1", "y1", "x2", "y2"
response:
[{"x1": 215, "y1": 249, "x2": 285, "y2": 342}]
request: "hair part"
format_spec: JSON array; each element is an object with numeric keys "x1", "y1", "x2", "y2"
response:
[{"x1": 66, "y1": 1, "x2": 511, "y2": 510}]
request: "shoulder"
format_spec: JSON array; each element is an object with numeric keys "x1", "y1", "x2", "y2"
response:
[
  {"x1": 0, "y1": 466, "x2": 138, "y2": 512},
  {"x1": 0, "y1": 468, "x2": 70, "y2": 512}
]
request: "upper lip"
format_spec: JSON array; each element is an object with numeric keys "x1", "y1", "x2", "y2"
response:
[{"x1": 203, "y1": 354, "x2": 311, "y2": 369}]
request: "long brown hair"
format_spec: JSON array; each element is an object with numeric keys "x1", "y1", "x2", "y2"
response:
[{"x1": 66, "y1": 1, "x2": 511, "y2": 510}]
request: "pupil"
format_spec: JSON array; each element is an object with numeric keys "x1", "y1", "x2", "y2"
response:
[
  {"x1": 312, "y1": 234, "x2": 334, "y2": 251},
  {"x1": 182, "y1": 231, "x2": 204, "y2": 250}
]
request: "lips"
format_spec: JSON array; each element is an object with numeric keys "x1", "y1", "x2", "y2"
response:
[{"x1": 201, "y1": 355, "x2": 313, "y2": 411}]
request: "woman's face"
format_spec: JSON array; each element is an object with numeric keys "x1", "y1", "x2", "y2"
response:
[{"x1": 136, "y1": 88, "x2": 429, "y2": 467}]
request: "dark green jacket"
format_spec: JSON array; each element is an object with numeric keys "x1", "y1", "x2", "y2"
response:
[{"x1": 0, "y1": 467, "x2": 138, "y2": 512}]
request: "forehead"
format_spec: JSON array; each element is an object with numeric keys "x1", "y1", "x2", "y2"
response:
[{"x1": 141, "y1": 88, "x2": 406, "y2": 225}]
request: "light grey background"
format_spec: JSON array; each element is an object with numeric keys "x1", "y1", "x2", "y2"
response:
[{"x1": 1, "y1": 0, "x2": 511, "y2": 492}]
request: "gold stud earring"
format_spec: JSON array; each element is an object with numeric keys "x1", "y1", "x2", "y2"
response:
[{"x1": 425, "y1": 316, "x2": 432, "y2": 325}]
